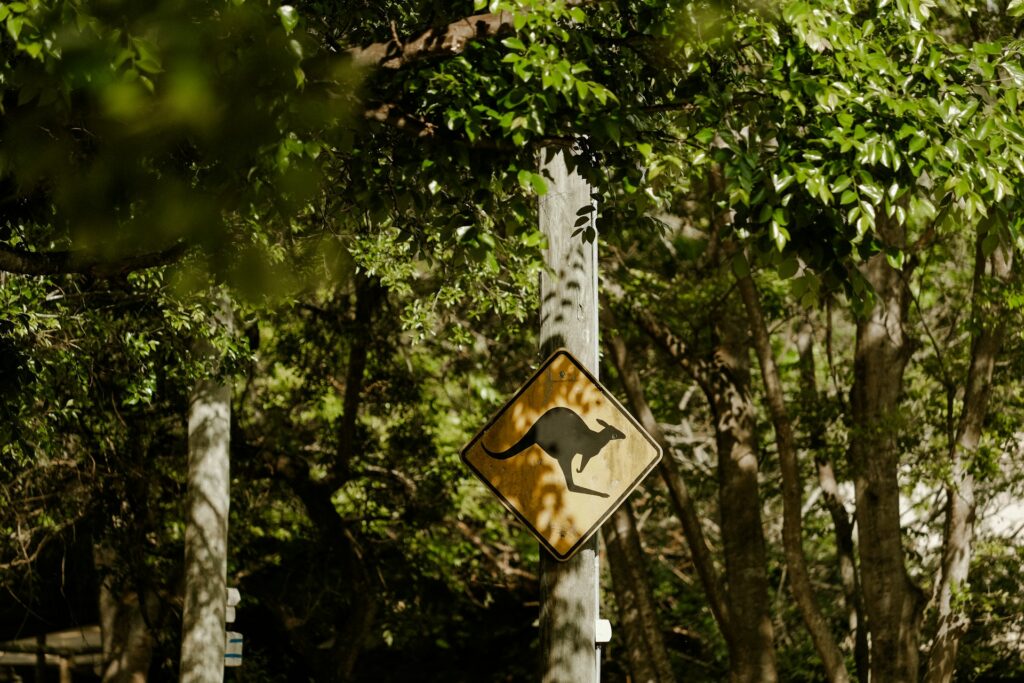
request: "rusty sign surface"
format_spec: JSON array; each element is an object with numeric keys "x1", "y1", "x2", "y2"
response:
[{"x1": 461, "y1": 349, "x2": 662, "y2": 560}]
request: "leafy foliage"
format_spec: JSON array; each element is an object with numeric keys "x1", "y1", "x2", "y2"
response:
[{"x1": 4, "y1": 0, "x2": 1024, "y2": 680}]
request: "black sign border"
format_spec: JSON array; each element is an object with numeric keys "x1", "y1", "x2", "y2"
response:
[{"x1": 460, "y1": 348, "x2": 663, "y2": 561}]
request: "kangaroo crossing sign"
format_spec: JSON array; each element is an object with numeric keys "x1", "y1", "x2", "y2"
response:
[{"x1": 462, "y1": 349, "x2": 662, "y2": 560}]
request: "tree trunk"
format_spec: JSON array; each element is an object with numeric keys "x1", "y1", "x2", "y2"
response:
[
  {"x1": 797, "y1": 321, "x2": 868, "y2": 683},
  {"x1": 708, "y1": 315, "x2": 778, "y2": 683},
  {"x1": 850, "y1": 246, "x2": 923, "y2": 682},
  {"x1": 538, "y1": 146, "x2": 601, "y2": 683},
  {"x1": 603, "y1": 325, "x2": 732, "y2": 643},
  {"x1": 261, "y1": 448, "x2": 378, "y2": 681},
  {"x1": 925, "y1": 239, "x2": 1014, "y2": 683},
  {"x1": 736, "y1": 274, "x2": 849, "y2": 683},
  {"x1": 95, "y1": 544, "x2": 158, "y2": 683},
  {"x1": 332, "y1": 528, "x2": 378, "y2": 680},
  {"x1": 604, "y1": 502, "x2": 675, "y2": 683},
  {"x1": 180, "y1": 295, "x2": 234, "y2": 683},
  {"x1": 605, "y1": 291, "x2": 777, "y2": 679},
  {"x1": 241, "y1": 280, "x2": 382, "y2": 680}
]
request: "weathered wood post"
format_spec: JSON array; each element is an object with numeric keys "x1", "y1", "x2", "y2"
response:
[
  {"x1": 538, "y1": 146, "x2": 601, "y2": 683},
  {"x1": 180, "y1": 295, "x2": 234, "y2": 683}
]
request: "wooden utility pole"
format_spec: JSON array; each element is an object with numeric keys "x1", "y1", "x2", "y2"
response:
[
  {"x1": 538, "y1": 146, "x2": 601, "y2": 683},
  {"x1": 180, "y1": 296, "x2": 234, "y2": 683}
]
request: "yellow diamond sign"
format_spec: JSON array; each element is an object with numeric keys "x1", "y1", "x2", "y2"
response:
[{"x1": 461, "y1": 349, "x2": 662, "y2": 560}]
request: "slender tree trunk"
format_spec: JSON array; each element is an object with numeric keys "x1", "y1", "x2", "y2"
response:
[
  {"x1": 850, "y1": 244, "x2": 923, "y2": 682},
  {"x1": 336, "y1": 277, "x2": 381, "y2": 477},
  {"x1": 797, "y1": 321, "x2": 868, "y2": 683},
  {"x1": 95, "y1": 544, "x2": 157, "y2": 683},
  {"x1": 269, "y1": 455, "x2": 378, "y2": 681},
  {"x1": 241, "y1": 281, "x2": 381, "y2": 680},
  {"x1": 538, "y1": 145, "x2": 600, "y2": 683},
  {"x1": 925, "y1": 240, "x2": 1014, "y2": 683},
  {"x1": 605, "y1": 291, "x2": 778, "y2": 679},
  {"x1": 332, "y1": 527, "x2": 378, "y2": 680},
  {"x1": 708, "y1": 315, "x2": 777, "y2": 683},
  {"x1": 604, "y1": 502, "x2": 676, "y2": 683},
  {"x1": 604, "y1": 325, "x2": 732, "y2": 643},
  {"x1": 736, "y1": 274, "x2": 850, "y2": 683},
  {"x1": 180, "y1": 295, "x2": 234, "y2": 683},
  {"x1": 328, "y1": 280, "x2": 380, "y2": 680}
]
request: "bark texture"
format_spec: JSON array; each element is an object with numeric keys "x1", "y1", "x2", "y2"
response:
[
  {"x1": 180, "y1": 296, "x2": 234, "y2": 683},
  {"x1": 797, "y1": 322, "x2": 868, "y2": 682},
  {"x1": 604, "y1": 326, "x2": 731, "y2": 641},
  {"x1": 737, "y1": 275, "x2": 849, "y2": 683},
  {"x1": 538, "y1": 146, "x2": 600, "y2": 683},
  {"x1": 604, "y1": 503, "x2": 676, "y2": 683},
  {"x1": 607, "y1": 288, "x2": 776, "y2": 681},
  {"x1": 925, "y1": 240, "x2": 1014, "y2": 683},
  {"x1": 95, "y1": 545, "x2": 158, "y2": 683},
  {"x1": 180, "y1": 376, "x2": 231, "y2": 682},
  {"x1": 850, "y1": 244, "x2": 923, "y2": 682},
  {"x1": 708, "y1": 315, "x2": 778, "y2": 683},
  {"x1": 346, "y1": 12, "x2": 514, "y2": 70}
]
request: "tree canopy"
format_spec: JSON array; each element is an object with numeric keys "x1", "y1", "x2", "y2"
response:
[{"x1": 3, "y1": 0, "x2": 1024, "y2": 681}]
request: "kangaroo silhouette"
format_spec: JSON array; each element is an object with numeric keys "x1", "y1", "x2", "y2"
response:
[{"x1": 483, "y1": 407, "x2": 624, "y2": 498}]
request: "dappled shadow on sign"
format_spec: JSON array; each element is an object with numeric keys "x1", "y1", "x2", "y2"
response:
[{"x1": 462, "y1": 352, "x2": 660, "y2": 560}]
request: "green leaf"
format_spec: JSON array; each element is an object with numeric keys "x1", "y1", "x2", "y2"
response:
[
  {"x1": 136, "y1": 57, "x2": 162, "y2": 74},
  {"x1": 603, "y1": 119, "x2": 620, "y2": 145},
  {"x1": 278, "y1": 5, "x2": 299, "y2": 34},
  {"x1": 773, "y1": 173, "x2": 795, "y2": 192},
  {"x1": 982, "y1": 231, "x2": 1000, "y2": 257},
  {"x1": 731, "y1": 253, "x2": 750, "y2": 278},
  {"x1": 517, "y1": 169, "x2": 531, "y2": 192},
  {"x1": 695, "y1": 128, "x2": 716, "y2": 145},
  {"x1": 858, "y1": 183, "x2": 883, "y2": 204},
  {"x1": 502, "y1": 37, "x2": 525, "y2": 52},
  {"x1": 857, "y1": 213, "x2": 873, "y2": 235},
  {"x1": 778, "y1": 255, "x2": 798, "y2": 279},
  {"x1": 770, "y1": 221, "x2": 789, "y2": 250},
  {"x1": 7, "y1": 16, "x2": 24, "y2": 41}
]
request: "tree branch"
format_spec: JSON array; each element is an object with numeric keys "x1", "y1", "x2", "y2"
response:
[
  {"x1": 736, "y1": 271, "x2": 850, "y2": 683},
  {"x1": 925, "y1": 236, "x2": 1015, "y2": 683},
  {"x1": 603, "y1": 323, "x2": 733, "y2": 646},
  {"x1": 0, "y1": 241, "x2": 190, "y2": 278},
  {"x1": 360, "y1": 101, "x2": 576, "y2": 151},
  {"x1": 363, "y1": 102, "x2": 440, "y2": 138},
  {"x1": 797, "y1": 317, "x2": 868, "y2": 682},
  {"x1": 346, "y1": 11, "x2": 515, "y2": 70},
  {"x1": 603, "y1": 278, "x2": 709, "y2": 386}
]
